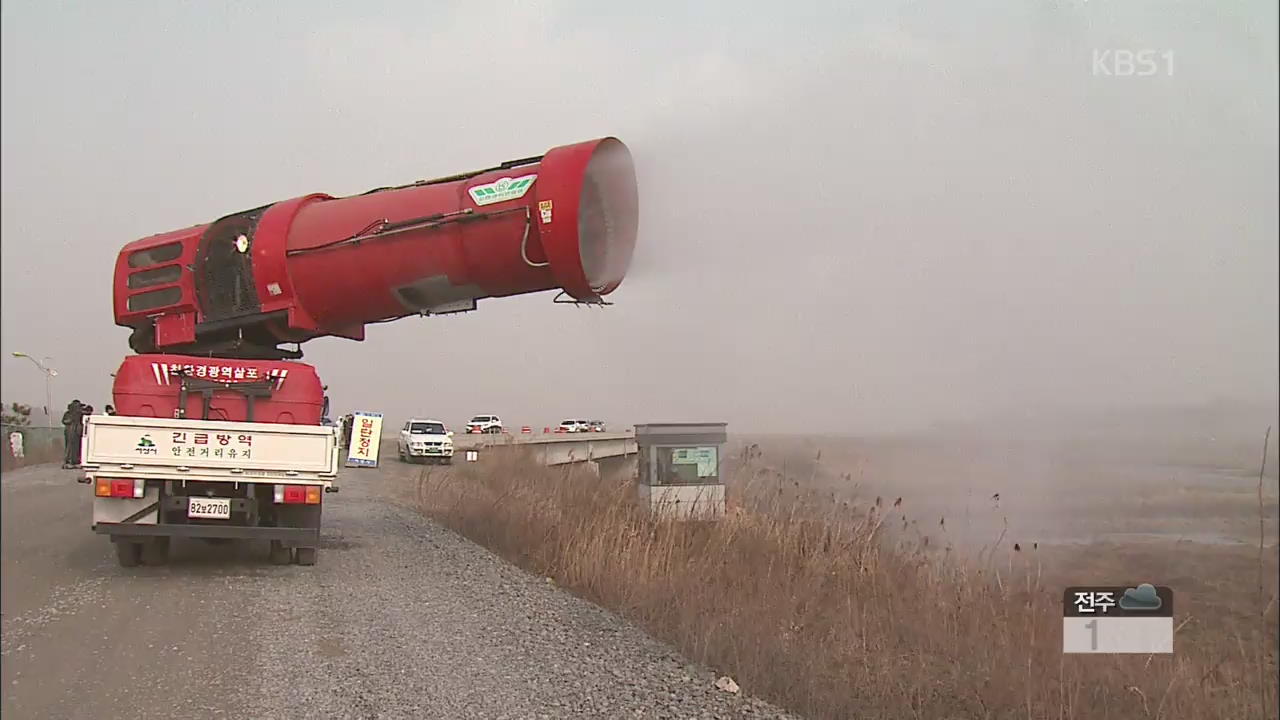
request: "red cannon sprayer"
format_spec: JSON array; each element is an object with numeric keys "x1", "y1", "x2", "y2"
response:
[{"x1": 113, "y1": 136, "x2": 639, "y2": 360}]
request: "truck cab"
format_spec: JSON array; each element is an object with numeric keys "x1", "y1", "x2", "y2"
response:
[
  {"x1": 112, "y1": 354, "x2": 325, "y2": 423},
  {"x1": 398, "y1": 418, "x2": 454, "y2": 464}
]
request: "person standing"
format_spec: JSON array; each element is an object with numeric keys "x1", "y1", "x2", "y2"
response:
[
  {"x1": 61, "y1": 399, "x2": 85, "y2": 468},
  {"x1": 341, "y1": 414, "x2": 354, "y2": 450}
]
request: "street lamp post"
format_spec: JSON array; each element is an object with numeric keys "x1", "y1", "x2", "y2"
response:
[{"x1": 11, "y1": 352, "x2": 57, "y2": 427}]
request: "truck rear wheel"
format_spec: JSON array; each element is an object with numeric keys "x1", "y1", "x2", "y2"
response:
[
  {"x1": 294, "y1": 547, "x2": 317, "y2": 566},
  {"x1": 115, "y1": 540, "x2": 141, "y2": 567},
  {"x1": 269, "y1": 540, "x2": 293, "y2": 565},
  {"x1": 140, "y1": 537, "x2": 170, "y2": 566}
]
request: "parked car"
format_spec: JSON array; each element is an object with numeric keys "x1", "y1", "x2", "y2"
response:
[
  {"x1": 398, "y1": 418, "x2": 454, "y2": 464},
  {"x1": 466, "y1": 414, "x2": 504, "y2": 434},
  {"x1": 589, "y1": 420, "x2": 606, "y2": 432},
  {"x1": 556, "y1": 419, "x2": 592, "y2": 433}
]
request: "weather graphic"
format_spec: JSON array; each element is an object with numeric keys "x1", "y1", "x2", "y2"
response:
[
  {"x1": 1118, "y1": 583, "x2": 1163, "y2": 612},
  {"x1": 1062, "y1": 585, "x2": 1174, "y2": 654}
]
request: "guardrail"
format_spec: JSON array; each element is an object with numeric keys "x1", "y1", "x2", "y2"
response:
[{"x1": 450, "y1": 432, "x2": 637, "y2": 467}]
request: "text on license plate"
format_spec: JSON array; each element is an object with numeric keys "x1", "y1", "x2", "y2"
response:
[{"x1": 188, "y1": 497, "x2": 231, "y2": 519}]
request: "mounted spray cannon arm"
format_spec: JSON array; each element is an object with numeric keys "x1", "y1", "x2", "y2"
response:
[{"x1": 113, "y1": 137, "x2": 639, "y2": 360}]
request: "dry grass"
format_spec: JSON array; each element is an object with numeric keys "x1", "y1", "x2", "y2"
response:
[{"x1": 408, "y1": 447, "x2": 1279, "y2": 720}]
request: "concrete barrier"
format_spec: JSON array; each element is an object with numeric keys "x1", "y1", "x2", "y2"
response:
[
  {"x1": 2, "y1": 425, "x2": 64, "y2": 471},
  {"x1": 452, "y1": 432, "x2": 637, "y2": 467}
]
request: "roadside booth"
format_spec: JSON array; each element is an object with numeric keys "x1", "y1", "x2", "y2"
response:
[{"x1": 634, "y1": 423, "x2": 727, "y2": 520}]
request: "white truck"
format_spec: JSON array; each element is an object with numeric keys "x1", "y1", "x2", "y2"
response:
[
  {"x1": 80, "y1": 414, "x2": 340, "y2": 567},
  {"x1": 397, "y1": 418, "x2": 455, "y2": 464}
]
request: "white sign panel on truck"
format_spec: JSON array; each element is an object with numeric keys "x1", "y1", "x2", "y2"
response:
[
  {"x1": 84, "y1": 415, "x2": 338, "y2": 475},
  {"x1": 346, "y1": 411, "x2": 383, "y2": 468}
]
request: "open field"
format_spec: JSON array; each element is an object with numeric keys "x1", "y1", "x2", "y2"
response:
[
  {"x1": 406, "y1": 426, "x2": 1280, "y2": 720},
  {"x1": 735, "y1": 420, "x2": 1279, "y2": 550}
]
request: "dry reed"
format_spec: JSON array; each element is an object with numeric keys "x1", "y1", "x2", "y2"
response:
[{"x1": 410, "y1": 445, "x2": 1278, "y2": 720}]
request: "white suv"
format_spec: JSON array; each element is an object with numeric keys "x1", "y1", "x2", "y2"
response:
[
  {"x1": 466, "y1": 414, "x2": 504, "y2": 434},
  {"x1": 398, "y1": 419, "x2": 454, "y2": 464},
  {"x1": 556, "y1": 419, "x2": 592, "y2": 433}
]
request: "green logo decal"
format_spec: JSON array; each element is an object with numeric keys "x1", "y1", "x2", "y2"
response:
[
  {"x1": 468, "y1": 174, "x2": 537, "y2": 206},
  {"x1": 137, "y1": 434, "x2": 155, "y2": 448}
]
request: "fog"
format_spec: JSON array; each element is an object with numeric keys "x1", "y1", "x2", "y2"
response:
[{"x1": 2, "y1": 0, "x2": 1277, "y2": 437}]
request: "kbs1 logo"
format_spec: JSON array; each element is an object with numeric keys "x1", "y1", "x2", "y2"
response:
[{"x1": 1093, "y1": 49, "x2": 1175, "y2": 77}]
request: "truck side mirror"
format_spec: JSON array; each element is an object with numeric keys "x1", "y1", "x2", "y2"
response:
[{"x1": 448, "y1": 431, "x2": 455, "y2": 438}]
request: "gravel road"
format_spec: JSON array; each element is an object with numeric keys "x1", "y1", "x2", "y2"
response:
[{"x1": 1, "y1": 460, "x2": 797, "y2": 720}]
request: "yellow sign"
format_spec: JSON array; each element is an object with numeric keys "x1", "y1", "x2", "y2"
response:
[{"x1": 346, "y1": 411, "x2": 383, "y2": 467}]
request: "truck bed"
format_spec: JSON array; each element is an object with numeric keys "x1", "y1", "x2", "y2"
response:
[{"x1": 83, "y1": 415, "x2": 339, "y2": 485}]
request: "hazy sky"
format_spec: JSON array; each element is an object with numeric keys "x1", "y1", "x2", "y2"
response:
[{"x1": 3, "y1": 0, "x2": 1277, "y2": 434}]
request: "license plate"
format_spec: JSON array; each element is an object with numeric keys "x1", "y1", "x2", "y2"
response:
[{"x1": 188, "y1": 497, "x2": 231, "y2": 520}]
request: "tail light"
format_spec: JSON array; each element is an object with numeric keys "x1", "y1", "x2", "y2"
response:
[
  {"x1": 273, "y1": 484, "x2": 322, "y2": 504},
  {"x1": 96, "y1": 478, "x2": 145, "y2": 498}
]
